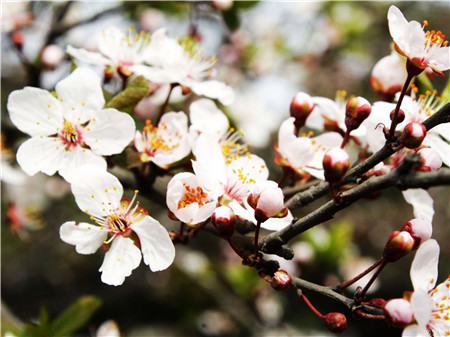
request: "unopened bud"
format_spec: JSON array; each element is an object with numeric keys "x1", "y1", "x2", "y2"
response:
[
  {"x1": 384, "y1": 298, "x2": 414, "y2": 327},
  {"x1": 271, "y1": 269, "x2": 292, "y2": 290},
  {"x1": 248, "y1": 181, "x2": 286, "y2": 221},
  {"x1": 383, "y1": 231, "x2": 415, "y2": 262},
  {"x1": 323, "y1": 148, "x2": 350, "y2": 183},
  {"x1": 400, "y1": 122, "x2": 427, "y2": 149},
  {"x1": 118, "y1": 65, "x2": 132, "y2": 78},
  {"x1": 323, "y1": 312, "x2": 347, "y2": 333},
  {"x1": 211, "y1": 206, "x2": 235, "y2": 237},
  {"x1": 401, "y1": 218, "x2": 432, "y2": 248},
  {"x1": 390, "y1": 109, "x2": 405, "y2": 123},
  {"x1": 181, "y1": 85, "x2": 191, "y2": 96},
  {"x1": 370, "y1": 53, "x2": 407, "y2": 99},
  {"x1": 345, "y1": 96, "x2": 371, "y2": 132},
  {"x1": 212, "y1": 0, "x2": 233, "y2": 11},
  {"x1": 104, "y1": 65, "x2": 115, "y2": 82},
  {"x1": 11, "y1": 30, "x2": 24, "y2": 50},
  {"x1": 417, "y1": 147, "x2": 442, "y2": 171},
  {"x1": 290, "y1": 92, "x2": 315, "y2": 129},
  {"x1": 41, "y1": 44, "x2": 64, "y2": 69}
]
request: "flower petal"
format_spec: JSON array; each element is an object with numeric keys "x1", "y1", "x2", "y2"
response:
[
  {"x1": 402, "y1": 324, "x2": 428, "y2": 337},
  {"x1": 58, "y1": 147, "x2": 107, "y2": 183},
  {"x1": 410, "y1": 239, "x2": 439, "y2": 291},
  {"x1": 261, "y1": 210, "x2": 293, "y2": 231},
  {"x1": 189, "y1": 80, "x2": 235, "y2": 106},
  {"x1": 99, "y1": 236, "x2": 141, "y2": 286},
  {"x1": 67, "y1": 45, "x2": 110, "y2": 66},
  {"x1": 7, "y1": 87, "x2": 63, "y2": 136},
  {"x1": 189, "y1": 98, "x2": 229, "y2": 138},
  {"x1": 83, "y1": 108, "x2": 136, "y2": 156},
  {"x1": 59, "y1": 221, "x2": 107, "y2": 255},
  {"x1": 56, "y1": 68, "x2": 105, "y2": 123},
  {"x1": 402, "y1": 189, "x2": 434, "y2": 223},
  {"x1": 131, "y1": 216, "x2": 175, "y2": 271},
  {"x1": 423, "y1": 133, "x2": 450, "y2": 167},
  {"x1": 16, "y1": 136, "x2": 66, "y2": 176},
  {"x1": 411, "y1": 290, "x2": 433, "y2": 329},
  {"x1": 70, "y1": 166, "x2": 123, "y2": 217}
]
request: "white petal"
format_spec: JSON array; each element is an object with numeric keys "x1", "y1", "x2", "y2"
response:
[
  {"x1": 193, "y1": 200, "x2": 217, "y2": 224},
  {"x1": 59, "y1": 221, "x2": 107, "y2": 255},
  {"x1": 58, "y1": 147, "x2": 107, "y2": 183},
  {"x1": 402, "y1": 189, "x2": 434, "y2": 223},
  {"x1": 96, "y1": 321, "x2": 120, "y2": 337},
  {"x1": 388, "y1": 6, "x2": 409, "y2": 44},
  {"x1": 98, "y1": 27, "x2": 125, "y2": 63},
  {"x1": 83, "y1": 108, "x2": 135, "y2": 156},
  {"x1": 402, "y1": 324, "x2": 428, "y2": 337},
  {"x1": 7, "y1": 87, "x2": 63, "y2": 136},
  {"x1": 432, "y1": 124, "x2": 450, "y2": 142},
  {"x1": 227, "y1": 154, "x2": 269, "y2": 185},
  {"x1": 56, "y1": 68, "x2": 105, "y2": 123},
  {"x1": 99, "y1": 236, "x2": 141, "y2": 286},
  {"x1": 423, "y1": 133, "x2": 450, "y2": 167},
  {"x1": 410, "y1": 239, "x2": 440, "y2": 291},
  {"x1": 428, "y1": 46, "x2": 450, "y2": 72},
  {"x1": 261, "y1": 210, "x2": 293, "y2": 231},
  {"x1": 411, "y1": 290, "x2": 433, "y2": 329},
  {"x1": 67, "y1": 45, "x2": 110, "y2": 66},
  {"x1": 70, "y1": 166, "x2": 123, "y2": 217},
  {"x1": 189, "y1": 98, "x2": 229, "y2": 138},
  {"x1": 189, "y1": 80, "x2": 235, "y2": 106},
  {"x1": 131, "y1": 216, "x2": 175, "y2": 271},
  {"x1": 16, "y1": 136, "x2": 66, "y2": 176},
  {"x1": 192, "y1": 159, "x2": 226, "y2": 195}
]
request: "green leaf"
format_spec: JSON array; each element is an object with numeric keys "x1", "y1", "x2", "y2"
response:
[
  {"x1": 48, "y1": 296, "x2": 102, "y2": 337},
  {"x1": 106, "y1": 75, "x2": 151, "y2": 111},
  {"x1": 415, "y1": 73, "x2": 434, "y2": 94},
  {"x1": 441, "y1": 78, "x2": 450, "y2": 102}
]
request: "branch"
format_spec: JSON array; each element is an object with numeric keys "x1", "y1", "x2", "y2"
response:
[
  {"x1": 285, "y1": 102, "x2": 450, "y2": 210},
  {"x1": 263, "y1": 166, "x2": 450, "y2": 254}
]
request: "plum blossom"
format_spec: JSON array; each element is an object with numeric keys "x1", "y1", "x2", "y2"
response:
[
  {"x1": 134, "y1": 112, "x2": 191, "y2": 168},
  {"x1": 7, "y1": 67, "x2": 135, "y2": 182},
  {"x1": 67, "y1": 27, "x2": 152, "y2": 76},
  {"x1": 277, "y1": 117, "x2": 343, "y2": 180},
  {"x1": 401, "y1": 239, "x2": 450, "y2": 337},
  {"x1": 60, "y1": 167, "x2": 175, "y2": 286},
  {"x1": 370, "y1": 52, "x2": 408, "y2": 98},
  {"x1": 131, "y1": 29, "x2": 234, "y2": 105},
  {"x1": 364, "y1": 93, "x2": 450, "y2": 166},
  {"x1": 388, "y1": 5, "x2": 450, "y2": 74},
  {"x1": 189, "y1": 99, "x2": 229, "y2": 140}
]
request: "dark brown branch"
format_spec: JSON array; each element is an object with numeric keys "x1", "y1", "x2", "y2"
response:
[{"x1": 263, "y1": 166, "x2": 450, "y2": 254}]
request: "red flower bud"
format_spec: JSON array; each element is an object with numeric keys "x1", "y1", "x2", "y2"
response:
[
  {"x1": 41, "y1": 44, "x2": 64, "y2": 69},
  {"x1": 271, "y1": 269, "x2": 292, "y2": 290},
  {"x1": 290, "y1": 92, "x2": 315, "y2": 129},
  {"x1": 323, "y1": 312, "x2": 347, "y2": 333},
  {"x1": 400, "y1": 122, "x2": 427, "y2": 149},
  {"x1": 383, "y1": 231, "x2": 415, "y2": 262},
  {"x1": 104, "y1": 65, "x2": 115, "y2": 82},
  {"x1": 322, "y1": 148, "x2": 350, "y2": 183},
  {"x1": 11, "y1": 30, "x2": 24, "y2": 50},
  {"x1": 211, "y1": 206, "x2": 235, "y2": 238},
  {"x1": 345, "y1": 96, "x2": 371, "y2": 132},
  {"x1": 401, "y1": 218, "x2": 432, "y2": 249},
  {"x1": 390, "y1": 109, "x2": 405, "y2": 123},
  {"x1": 384, "y1": 298, "x2": 414, "y2": 327},
  {"x1": 118, "y1": 65, "x2": 132, "y2": 78}
]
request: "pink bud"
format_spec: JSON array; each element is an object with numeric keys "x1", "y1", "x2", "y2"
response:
[
  {"x1": 11, "y1": 30, "x2": 24, "y2": 50},
  {"x1": 322, "y1": 148, "x2": 350, "y2": 183},
  {"x1": 390, "y1": 109, "x2": 405, "y2": 123},
  {"x1": 248, "y1": 181, "x2": 286, "y2": 221},
  {"x1": 271, "y1": 269, "x2": 292, "y2": 290},
  {"x1": 345, "y1": 96, "x2": 371, "y2": 132},
  {"x1": 417, "y1": 148, "x2": 442, "y2": 171},
  {"x1": 370, "y1": 53, "x2": 407, "y2": 98},
  {"x1": 41, "y1": 44, "x2": 64, "y2": 69},
  {"x1": 384, "y1": 298, "x2": 414, "y2": 327},
  {"x1": 211, "y1": 206, "x2": 235, "y2": 238},
  {"x1": 383, "y1": 231, "x2": 415, "y2": 262},
  {"x1": 212, "y1": 0, "x2": 233, "y2": 10},
  {"x1": 402, "y1": 218, "x2": 432, "y2": 248},
  {"x1": 400, "y1": 123, "x2": 427, "y2": 149},
  {"x1": 323, "y1": 312, "x2": 347, "y2": 333},
  {"x1": 290, "y1": 92, "x2": 315, "y2": 129}
]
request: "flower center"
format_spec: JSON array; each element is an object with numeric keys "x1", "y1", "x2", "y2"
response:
[
  {"x1": 423, "y1": 21, "x2": 448, "y2": 47},
  {"x1": 221, "y1": 128, "x2": 249, "y2": 164},
  {"x1": 141, "y1": 120, "x2": 180, "y2": 159},
  {"x1": 60, "y1": 120, "x2": 82, "y2": 148},
  {"x1": 415, "y1": 90, "x2": 445, "y2": 118},
  {"x1": 177, "y1": 184, "x2": 209, "y2": 209}
]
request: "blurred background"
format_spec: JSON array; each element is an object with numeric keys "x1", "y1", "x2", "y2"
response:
[{"x1": 1, "y1": 1, "x2": 449, "y2": 336}]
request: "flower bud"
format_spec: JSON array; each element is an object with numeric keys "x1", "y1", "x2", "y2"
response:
[
  {"x1": 104, "y1": 65, "x2": 115, "y2": 82},
  {"x1": 370, "y1": 53, "x2": 407, "y2": 99},
  {"x1": 417, "y1": 147, "x2": 442, "y2": 171},
  {"x1": 11, "y1": 30, "x2": 24, "y2": 50},
  {"x1": 345, "y1": 96, "x2": 371, "y2": 132},
  {"x1": 390, "y1": 109, "x2": 405, "y2": 123},
  {"x1": 271, "y1": 269, "x2": 292, "y2": 290},
  {"x1": 384, "y1": 298, "x2": 414, "y2": 327},
  {"x1": 211, "y1": 206, "x2": 235, "y2": 238},
  {"x1": 41, "y1": 44, "x2": 64, "y2": 69},
  {"x1": 248, "y1": 181, "x2": 286, "y2": 222},
  {"x1": 118, "y1": 65, "x2": 132, "y2": 78},
  {"x1": 383, "y1": 231, "x2": 415, "y2": 262},
  {"x1": 401, "y1": 218, "x2": 432, "y2": 248},
  {"x1": 400, "y1": 122, "x2": 427, "y2": 149},
  {"x1": 323, "y1": 312, "x2": 347, "y2": 333},
  {"x1": 212, "y1": 0, "x2": 233, "y2": 11},
  {"x1": 322, "y1": 148, "x2": 350, "y2": 183},
  {"x1": 290, "y1": 92, "x2": 315, "y2": 130}
]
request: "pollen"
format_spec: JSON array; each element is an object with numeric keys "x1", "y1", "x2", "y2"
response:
[
  {"x1": 59, "y1": 120, "x2": 82, "y2": 148},
  {"x1": 178, "y1": 184, "x2": 209, "y2": 209},
  {"x1": 139, "y1": 120, "x2": 180, "y2": 161}
]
